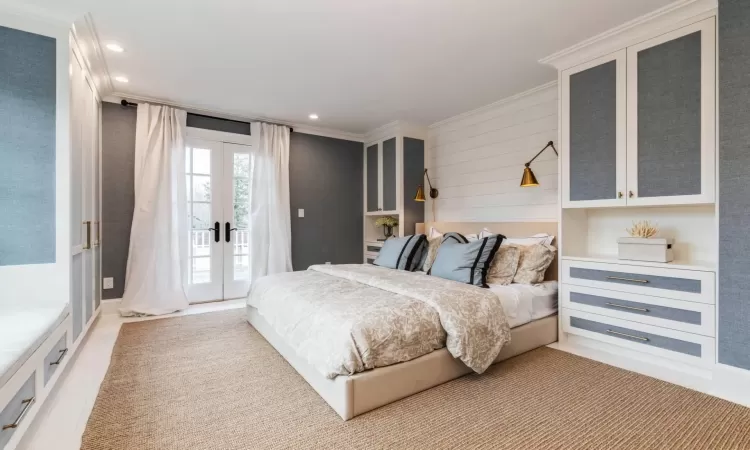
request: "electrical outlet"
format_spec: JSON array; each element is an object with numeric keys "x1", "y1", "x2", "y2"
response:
[
  {"x1": 298, "y1": 209, "x2": 305, "y2": 218},
  {"x1": 103, "y1": 277, "x2": 114, "y2": 289},
  {"x1": 325, "y1": 261, "x2": 331, "y2": 265}
]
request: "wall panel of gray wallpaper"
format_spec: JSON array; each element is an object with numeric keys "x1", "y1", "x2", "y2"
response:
[
  {"x1": 0, "y1": 26, "x2": 56, "y2": 266},
  {"x1": 719, "y1": 0, "x2": 750, "y2": 370}
]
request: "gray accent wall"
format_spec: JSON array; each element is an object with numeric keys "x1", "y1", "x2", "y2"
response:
[
  {"x1": 569, "y1": 61, "x2": 617, "y2": 202},
  {"x1": 289, "y1": 133, "x2": 363, "y2": 270},
  {"x1": 101, "y1": 102, "x2": 137, "y2": 299},
  {"x1": 0, "y1": 26, "x2": 56, "y2": 266},
  {"x1": 719, "y1": 0, "x2": 750, "y2": 370},
  {"x1": 637, "y1": 31, "x2": 702, "y2": 198},
  {"x1": 403, "y1": 138, "x2": 425, "y2": 235}
]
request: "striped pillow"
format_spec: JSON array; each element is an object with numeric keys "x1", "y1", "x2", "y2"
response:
[
  {"x1": 373, "y1": 234, "x2": 427, "y2": 272},
  {"x1": 430, "y1": 234, "x2": 505, "y2": 287}
]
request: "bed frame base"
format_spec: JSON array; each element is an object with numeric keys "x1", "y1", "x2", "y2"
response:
[{"x1": 247, "y1": 306, "x2": 558, "y2": 420}]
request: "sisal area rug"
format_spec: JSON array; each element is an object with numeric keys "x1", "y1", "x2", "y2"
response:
[{"x1": 82, "y1": 309, "x2": 750, "y2": 450}]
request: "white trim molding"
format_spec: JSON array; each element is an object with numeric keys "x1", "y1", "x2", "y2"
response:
[
  {"x1": 70, "y1": 13, "x2": 114, "y2": 98},
  {"x1": 539, "y1": 0, "x2": 717, "y2": 70}
]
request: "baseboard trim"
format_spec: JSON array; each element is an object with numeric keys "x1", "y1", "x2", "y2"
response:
[
  {"x1": 101, "y1": 298, "x2": 121, "y2": 315},
  {"x1": 555, "y1": 335, "x2": 750, "y2": 409}
]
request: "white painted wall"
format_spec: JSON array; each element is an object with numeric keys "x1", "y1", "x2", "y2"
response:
[{"x1": 425, "y1": 82, "x2": 558, "y2": 222}]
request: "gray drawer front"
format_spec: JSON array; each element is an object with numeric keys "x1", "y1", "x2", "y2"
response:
[
  {"x1": 366, "y1": 246, "x2": 381, "y2": 253},
  {"x1": 570, "y1": 316, "x2": 701, "y2": 357},
  {"x1": 570, "y1": 292, "x2": 701, "y2": 325},
  {"x1": 44, "y1": 332, "x2": 68, "y2": 385},
  {"x1": 569, "y1": 267, "x2": 701, "y2": 293},
  {"x1": 366, "y1": 258, "x2": 375, "y2": 264},
  {"x1": 0, "y1": 373, "x2": 36, "y2": 448}
]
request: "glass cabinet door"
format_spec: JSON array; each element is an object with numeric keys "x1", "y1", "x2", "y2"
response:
[
  {"x1": 366, "y1": 143, "x2": 379, "y2": 212},
  {"x1": 382, "y1": 138, "x2": 397, "y2": 211}
]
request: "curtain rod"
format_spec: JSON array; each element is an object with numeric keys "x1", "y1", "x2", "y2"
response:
[{"x1": 119, "y1": 99, "x2": 293, "y2": 132}]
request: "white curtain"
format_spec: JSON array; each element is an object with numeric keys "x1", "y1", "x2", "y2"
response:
[
  {"x1": 120, "y1": 104, "x2": 189, "y2": 316},
  {"x1": 249, "y1": 122, "x2": 293, "y2": 285}
]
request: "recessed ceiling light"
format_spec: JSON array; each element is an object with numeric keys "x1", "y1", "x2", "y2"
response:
[
  {"x1": 106, "y1": 43, "x2": 124, "y2": 53},
  {"x1": 114, "y1": 76, "x2": 129, "y2": 83},
  {"x1": 309, "y1": 114, "x2": 319, "y2": 120}
]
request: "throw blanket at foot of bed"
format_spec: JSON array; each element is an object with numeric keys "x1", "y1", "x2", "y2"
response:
[{"x1": 248, "y1": 264, "x2": 511, "y2": 379}]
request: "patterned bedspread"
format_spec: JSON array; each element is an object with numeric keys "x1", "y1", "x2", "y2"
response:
[{"x1": 247, "y1": 264, "x2": 511, "y2": 379}]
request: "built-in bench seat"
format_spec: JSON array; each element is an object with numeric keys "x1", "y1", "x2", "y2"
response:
[{"x1": 0, "y1": 304, "x2": 69, "y2": 388}]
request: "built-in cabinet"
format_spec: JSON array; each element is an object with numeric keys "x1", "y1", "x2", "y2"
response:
[
  {"x1": 362, "y1": 125, "x2": 426, "y2": 261},
  {"x1": 561, "y1": 17, "x2": 716, "y2": 209},
  {"x1": 544, "y1": 0, "x2": 750, "y2": 408}
]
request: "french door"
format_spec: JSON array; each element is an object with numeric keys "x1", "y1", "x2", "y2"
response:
[{"x1": 185, "y1": 135, "x2": 252, "y2": 303}]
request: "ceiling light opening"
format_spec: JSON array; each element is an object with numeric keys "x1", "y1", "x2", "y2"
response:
[
  {"x1": 114, "y1": 76, "x2": 129, "y2": 83},
  {"x1": 106, "y1": 43, "x2": 124, "y2": 53},
  {"x1": 309, "y1": 114, "x2": 319, "y2": 120}
]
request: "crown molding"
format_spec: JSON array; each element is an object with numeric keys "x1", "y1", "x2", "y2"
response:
[
  {"x1": 539, "y1": 0, "x2": 717, "y2": 70},
  {"x1": 427, "y1": 81, "x2": 558, "y2": 130},
  {"x1": 105, "y1": 93, "x2": 366, "y2": 143},
  {"x1": 364, "y1": 120, "x2": 428, "y2": 143},
  {"x1": 70, "y1": 13, "x2": 114, "y2": 98}
]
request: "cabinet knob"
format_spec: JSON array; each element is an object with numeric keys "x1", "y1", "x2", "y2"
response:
[
  {"x1": 629, "y1": 190, "x2": 635, "y2": 198},
  {"x1": 618, "y1": 191, "x2": 623, "y2": 199}
]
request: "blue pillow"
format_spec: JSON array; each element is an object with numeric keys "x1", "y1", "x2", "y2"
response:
[
  {"x1": 373, "y1": 234, "x2": 427, "y2": 271},
  {"x1": 430, "y1": 234, "x2": 505, "y2": 287}
]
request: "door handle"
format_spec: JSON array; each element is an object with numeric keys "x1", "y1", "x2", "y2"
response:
[
  {"x1": 82, "y1": 221, "x2": 91, "y2": 250},
  {"x1": 208, "y1": 221, "x2": 220, "y2": 243},
  {"x1": 225, "y1": 222, "x2": 237, "y2": 243}
]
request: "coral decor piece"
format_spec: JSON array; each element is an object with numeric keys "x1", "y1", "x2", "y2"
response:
[{"x1": 626, "y1": 220, "x2": 659, "y2": 238}]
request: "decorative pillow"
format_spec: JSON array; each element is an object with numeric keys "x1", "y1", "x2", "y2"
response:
[
  {"x1": 486, "y1": 245, "x2": 522, "y2": 285},
  {"x1": 428, "y1": 227, "x2": 443, "y2": 239},
  {"x1": 430, "y1": 234, "x2": 505, "y2": 287},
  {"x1": 441, "y1": 232, "x2": 469, "y2": 244},
  {"x1": 479, "y1": 228, "x2": 555, "y2": 246},
  {"x1": 512, "y1": 243, "x2": 557, "y2": 284},
  {"x1": 374, "y1": 235, "x2": 427, "y2": 271},
  {"x1": 419, "y1": 235, "x2": 443, "y2": 273}
]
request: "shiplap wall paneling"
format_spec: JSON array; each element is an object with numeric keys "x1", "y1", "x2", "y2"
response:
[{"x1": 427, "y1": 83, "x2": 558, "y2": 222}]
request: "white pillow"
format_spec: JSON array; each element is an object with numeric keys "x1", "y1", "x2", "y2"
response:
[{"x1": 478, "y1": 228, "x2": 555, "y2": 246}]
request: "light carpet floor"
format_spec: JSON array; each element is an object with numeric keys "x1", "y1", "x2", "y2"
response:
[{"x1": 82, "y1": 309, "x2": 750, "y2": 450}]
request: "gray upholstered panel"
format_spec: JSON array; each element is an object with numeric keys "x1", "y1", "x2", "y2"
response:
[
  {"x1": 570, "y1": 292, "x2": 701, "y2": 325},
  {"x1": 570, "y1": 316, "x2": 702, "y2": 357},
  {"x1": 186, "y1": 113, "x2": 251, "y2": 135},
  {"x1": 71, "y1": 255, "x2": 83, "y2": 341},
  {"x1": 382, "y1": 138, "x2": 396, "y2": 211},
  {"x1": 719, "y1": 0, "x2": 750, "y2": 370},
  {"x1": 43, "y1": 332, "x2": 67, "y2": 385},
  {"x1": 637, "y1": 31, "x2": 702, "y2": 198},
  {"x1": 0, "y1": 373, "x2": 35, "y2": 449},
  {"x1": 403, "y1": 137, "x2": 425, "y2": 235},
  {"x1": 569, "y1": 267, "x2": 701, "y2": 293},
  {"x1": 569, "y1": 61, "x2": 617, "y2": 201},
  {"x1": 0, "y1": 26, "x2": 56, "y2": 266},
  {"x1": 366, "y1": 144, "x2": 378, "y2": 212}
]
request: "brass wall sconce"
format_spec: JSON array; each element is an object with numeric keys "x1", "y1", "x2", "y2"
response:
[
  {"x1": 414, "y1": 169, "x2": 439, "y2": 202},
  {"x1": 521, "y1": 141, "x2": 558, "y2": 187}
]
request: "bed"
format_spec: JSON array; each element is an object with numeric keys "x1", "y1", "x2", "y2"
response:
[{"x1": 246, "y1": 221, "x2": 558, "y2": 420}]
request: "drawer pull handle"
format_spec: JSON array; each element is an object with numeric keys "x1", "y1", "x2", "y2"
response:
[
  {"x1": 2, "y1": 397, "x2": 35, "y2": 430},
  {"x1": 50, "y1": 348, "x2": 68, "y2": 366},
  {"x1": 605, "y1": 302, "x2": 650, "y2": 313},
  {"x1": 606, "y1": 329, "x2": 650, "y2": 342},
  {"x1": 606, "y1": 276, "x2": 649, "y2": 284}
]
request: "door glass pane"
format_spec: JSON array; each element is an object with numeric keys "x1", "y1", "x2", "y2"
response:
[
  {"x1": 193, "y1": 147, "x2": 211, "y2": 174},
  {"x1": 191, "y1": 202, "x2": 211, "y2": 229},
  {"x1": 234, "y1": 255, "x2": 249, "y2": 281},
  {"x1": 234, "y1": 153, "x2": 250, "y2": 177},
  {"x1": 192, "y1": 229, "x2": 211, "y2": 258},
  {"x1": 185, "y1": 147, "x2": 192, "y2": 173},
  {"x1": 192, "y1": 257, "x2": 211, "y2": 284},
  {"x1": 234, "y1": 203, "x2": 248, "y2": 229},
  {"x1": 192, "y1": 175, "x2": 211, "y2": 201}
]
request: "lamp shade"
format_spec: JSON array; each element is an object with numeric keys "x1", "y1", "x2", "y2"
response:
[
  {"x1": 520, "y1": 166, "x2": 539, "y2": 187},
  {"x1": 414, "y1": 184, "x2": 426, "y2": 202}
]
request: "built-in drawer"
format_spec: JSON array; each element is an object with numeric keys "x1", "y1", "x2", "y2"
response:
[
  {"x1": 561, "y1": 284, "x2": 715, "y2": 337},
  {"x1": 365, "y1": 251, "x2": 379, "y2": 265},
  {"x1": 562, "y1": 309, "x2": 714, "y2": 365},
  {"x1": 365, "y1": 244, "x2": 383, "y2": 253},
  {"x1": 43, "y1": 332, "x2": 69, "y2": 386},
  {"x1": 0, "y1": 373, "x2": 36, "y2": 449},
  {"x1": 561, "y1": 260, "x2": 715, "y2": 304}
]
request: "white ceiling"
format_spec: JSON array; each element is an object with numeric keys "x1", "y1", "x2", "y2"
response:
[{"x1": 8, "y1": 0, "x2": 674, "y2": 134}]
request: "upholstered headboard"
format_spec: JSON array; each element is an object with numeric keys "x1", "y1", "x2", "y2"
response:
[{"x1": 416, "y1": 222, "x2": 559, "y2": 281}]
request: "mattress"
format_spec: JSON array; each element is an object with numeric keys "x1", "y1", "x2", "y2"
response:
[
  {"x1": 0, "y1": 303, "x2": 70, "y2": 387},
  {"x1": 489, "y1": 281, "x2": 558, "y2": 328}
]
